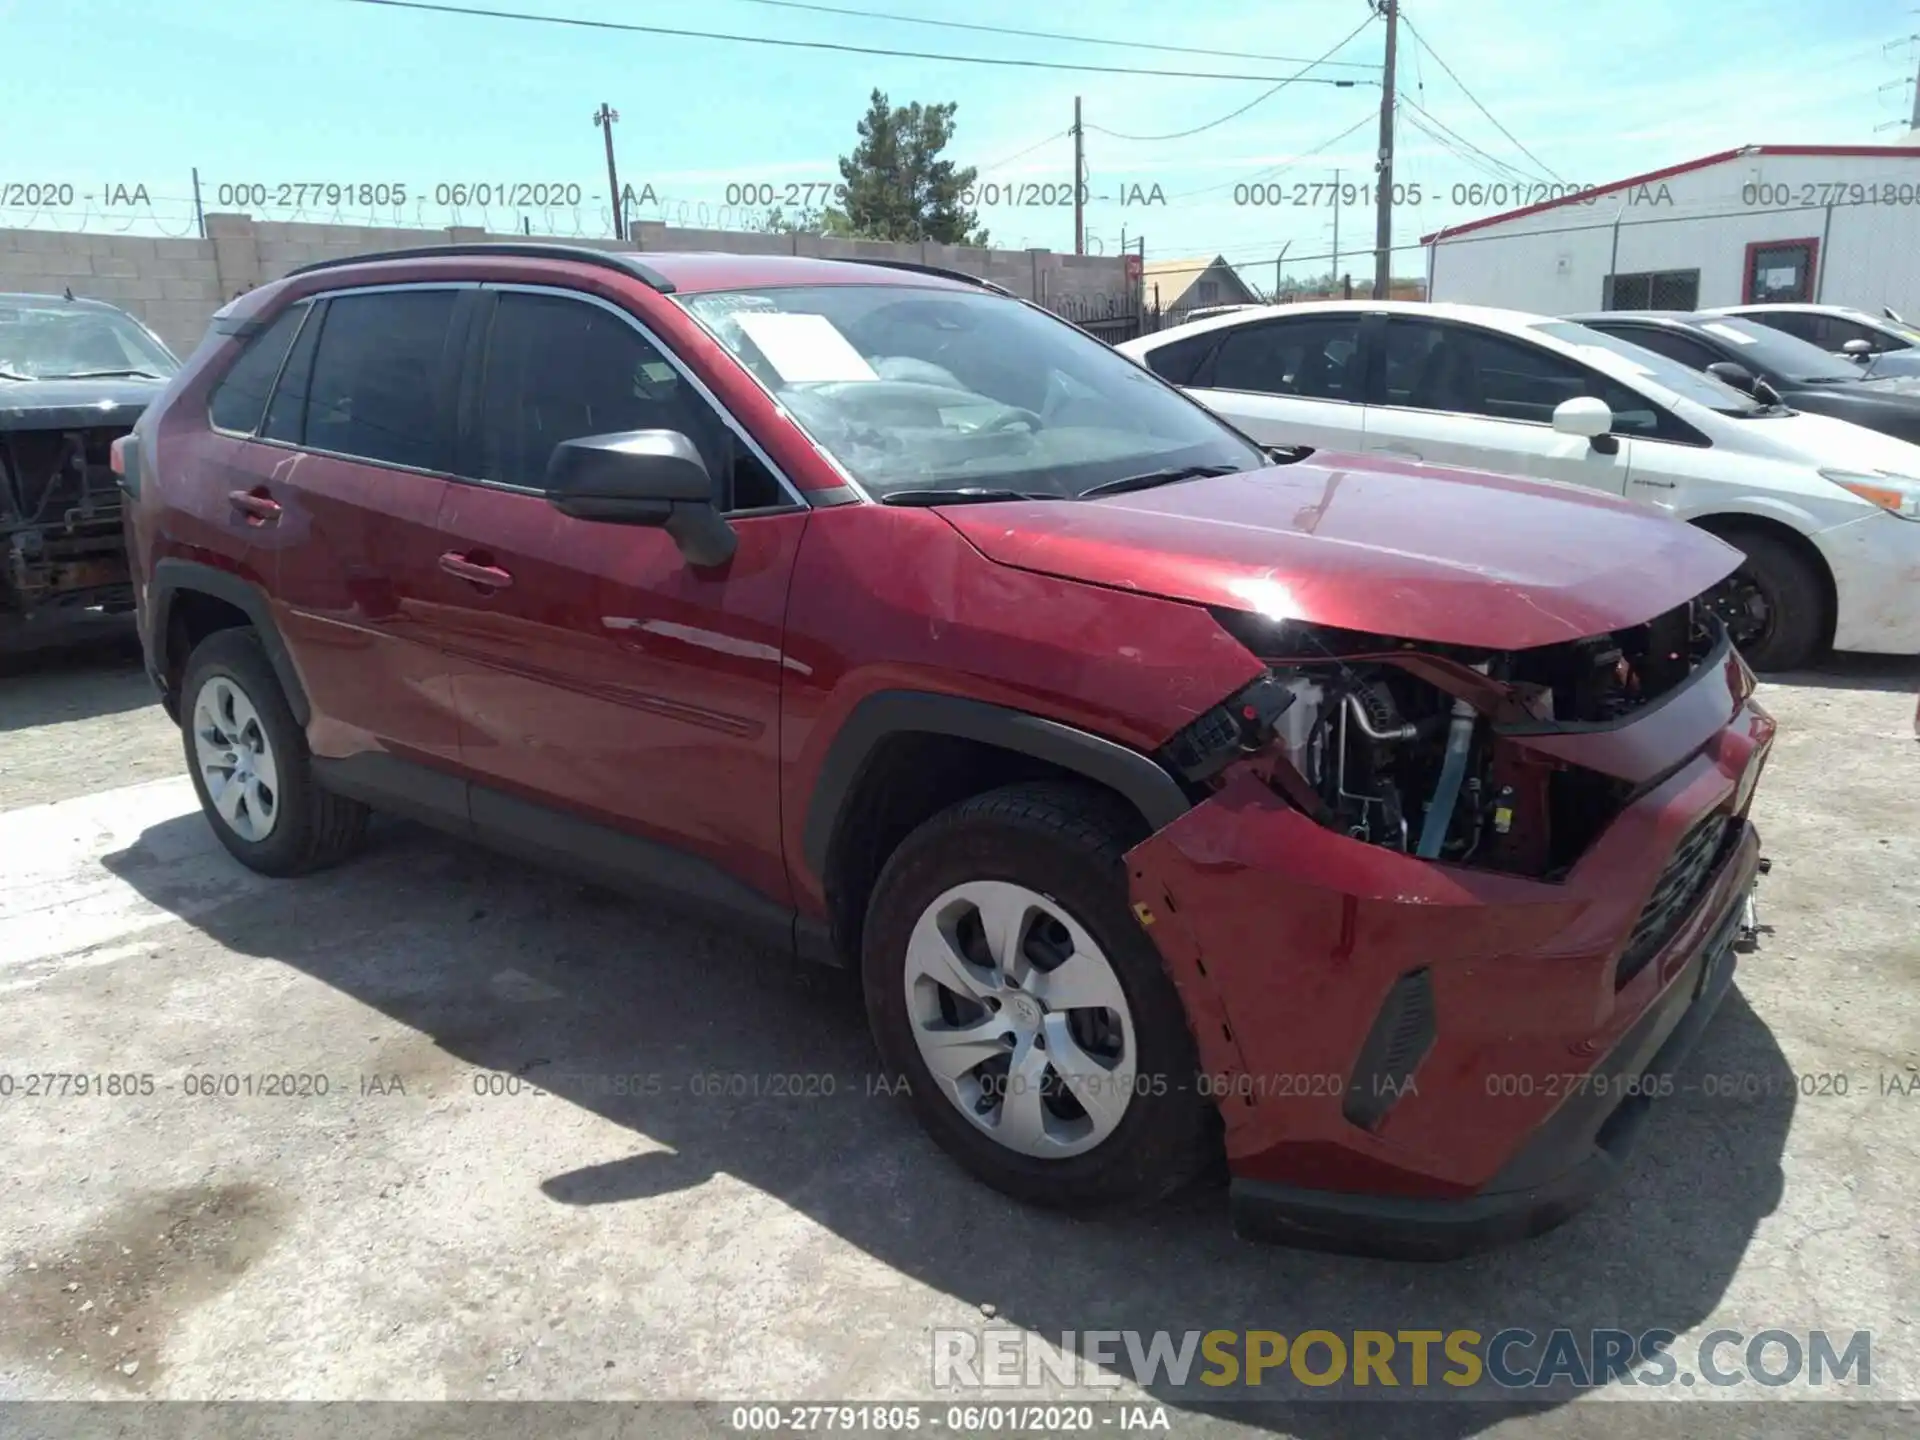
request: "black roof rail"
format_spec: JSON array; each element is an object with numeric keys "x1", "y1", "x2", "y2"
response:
[
  {"x1": 835, "y1": 258, "x2": 1017, "y2": 298},
  {"x1": 282, "y1": 241, "x2": 678, "y2": 294}
]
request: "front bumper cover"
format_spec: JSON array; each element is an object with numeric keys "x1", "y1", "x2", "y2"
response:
[
  {"x1": 1228, "y1": 845, "x2": 1753, "y2": 1260},
  {"x1": 1815, "y1": 508, "x2": 1920, "y2": 655},
  {"x1": 1126, "y1": 623, "x2": 1774, "y2": 1259}
]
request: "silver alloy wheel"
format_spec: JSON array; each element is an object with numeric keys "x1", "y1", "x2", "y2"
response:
[
  {"x1": 191, "y1": 675, "x2": 281, "y2": 844},
  {"x1": 902, "y1": 880, "x2": 1137, "y2": 1158}
]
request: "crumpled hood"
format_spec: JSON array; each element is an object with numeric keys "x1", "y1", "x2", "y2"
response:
[{"x1": 939, "y1": 451, "x2": 1744, "y2": 650}]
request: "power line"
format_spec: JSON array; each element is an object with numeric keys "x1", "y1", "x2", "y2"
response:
[
  {"x1": 1403, "y1": 112, "x2": 1529, "y2": 190},
  {"x1": 1085, "y1": 14, "x2": 1378, "y2": 142},
  {"x1": 1399, "y1": 11, "x2": 1562, "y2": 182},
  {"x1": 1160, "y1": 109, "x2": 1377, "y2": 202},
  {"x1": 1400, "y1": 99, "x2": 1543, "y2": 186},
  {"x1": 1178, "y1": 103, "x2": 1640, "y2": 265},
  {"x1": 716, "y1": 0, "x2": 1380, "y2": 68},
  {"x1": 330, "y1": 0, "x2": 1369, "y2": 82},
  {"x1": 976, "y1": 130, "x2": 1069, "y2": 174}
]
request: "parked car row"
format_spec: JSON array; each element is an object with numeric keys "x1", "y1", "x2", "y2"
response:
[
  {"x1": 1710, "y1": 302, "x2": 1920, "y2": 378},
  {"x1": 115, "y1": 244, "x2": 1773, "y2": 1260},
  {"x1": 1121, "y1": 300, "x2": 1920, "y2": 671}
]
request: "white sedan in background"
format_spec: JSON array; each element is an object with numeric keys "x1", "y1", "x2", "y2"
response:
[
  {"x1": 1119, "y1": 301, "x2": 1920, "y2": 670},
  {"x1": 1706, "y1": 302, "x2": 1920, "y2": 379}
]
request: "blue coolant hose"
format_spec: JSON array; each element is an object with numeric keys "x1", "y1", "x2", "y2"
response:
[{"x1": 1416, "y1": 691, "x2": 1480, "y2": 859}]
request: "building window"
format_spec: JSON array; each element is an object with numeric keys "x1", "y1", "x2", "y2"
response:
[
  {"x1": 1742, "y1": 239, "x2": 1818, "y2": 305},
  {"x1": 1195, "y1": 279, "x2": 1220, "y2": 303},
  {"x1": 1602, "y1": 270, "x2": 1700, "y2": 310}
]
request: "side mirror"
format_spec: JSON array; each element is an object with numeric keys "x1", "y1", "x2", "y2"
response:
[
  {"x1": 1551, "y1": 395, "x2": 1613, "y2": 438},
  {"x1": 545, "y1": 429, "x2": 737, "y2": 567},
  {"x1": 1705, "y1": 361, "x2": 1758, "y2": 395},
  {"x1": 1842, "y1": 339, "x2": 1873, "y2": 360}
]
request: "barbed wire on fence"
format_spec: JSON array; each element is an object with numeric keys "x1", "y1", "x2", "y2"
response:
[
  {"x1": 26, "y1": 180, "x2": 1903, "y2": 301},
  {"x1": 1422, "y1": 191, "x2": 1920, "y2": 248}
]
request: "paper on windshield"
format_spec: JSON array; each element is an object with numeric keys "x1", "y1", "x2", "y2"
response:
[
  {"x1": 732, "y1": 312, "x2": 878, "y2": 383},
  {"x1": 1700, "y1": 322, "x2": 1758, "y2": 345}
]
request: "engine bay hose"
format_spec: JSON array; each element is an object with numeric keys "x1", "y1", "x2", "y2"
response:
[{"x1": 1416, "y1": 671, "x2": 1486, "y2": 859}]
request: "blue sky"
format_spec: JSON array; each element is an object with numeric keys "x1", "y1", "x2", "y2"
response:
[{"x1": 2, "y1": 0, "x2": 1913, "y2": 288}]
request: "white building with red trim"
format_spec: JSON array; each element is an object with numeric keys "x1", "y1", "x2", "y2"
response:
[{"x1": 1422, "y1": 144, "x2": 1920, "y2": 315}]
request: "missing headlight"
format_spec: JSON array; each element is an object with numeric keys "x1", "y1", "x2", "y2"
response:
[
  {"x1": 1159, "y1": 672, "x2": 1297, "y2": 785},
  {"x1": 1197, "y1": 603, "x2": 1723, "y2": 875}
]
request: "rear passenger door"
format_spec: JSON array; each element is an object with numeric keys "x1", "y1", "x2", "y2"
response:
[
  {"x1": 258, "y1": 284, "x2": 478, "y2": 778},
  {"x1": 430, "y1": 284, "x2": 808, "y2": 911},
  {"x1": 1182, "y1": 315, "x2": 1369, "y2": 449}
]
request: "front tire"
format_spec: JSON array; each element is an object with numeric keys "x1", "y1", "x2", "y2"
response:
[
  {"x1": 180, "y1": 628, "x2": 369, "y2": 876},
  {"x1": 861, "y1": 782, "x2": 1213, "y2": 1214},
  {"x1": 1704, "y1": 529, "x2": 1827, "y2": 672}
]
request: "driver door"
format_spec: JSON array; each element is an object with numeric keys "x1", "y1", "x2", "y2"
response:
[
  {"x1": 1362, "y1": 318, "x2": 1636, "y2": 498},
  {"x1": 428, "y1": 284, "x2": 808, "y2": 908}
]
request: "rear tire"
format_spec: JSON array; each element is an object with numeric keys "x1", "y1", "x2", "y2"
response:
[
  {"x1": 1706, "y1": 529, "x2": 1827, "y2": 672},
  {"x1": 861, "y1": 781, "x2": 1213, "y2": 1215},
  {"x1": 180, "y1": 628, "x2": 369, "y2": 876}
]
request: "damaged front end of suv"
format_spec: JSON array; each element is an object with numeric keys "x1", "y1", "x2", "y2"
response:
[
  {"x1": 1130, "y1": 591, "x2": 1772, "y2": 1259},
  {"x1": 0, "y1": 293, "x2": 178, "y2": 643}
]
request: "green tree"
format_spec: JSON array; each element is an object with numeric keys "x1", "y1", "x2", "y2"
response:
[
  {"x1": 835, "y1": 89, "x2": 990, "y2": 245},
  {"x1": 749, "y1": 204, "x2": 856, "y2": 237}
]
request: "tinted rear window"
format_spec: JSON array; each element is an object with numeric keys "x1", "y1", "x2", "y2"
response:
[
  {"x1": 1141, "y1": 331, "x2": 1221, "y2": 385},
  {"x1": 208, "y1": 304, "x2": 305, "y2": 434},
  {"x1": 302, "y1": 290, "x2": 458, "y2": 470}
]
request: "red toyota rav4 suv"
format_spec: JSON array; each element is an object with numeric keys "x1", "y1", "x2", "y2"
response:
[{"x1": 118, "y1": 245, "x2": 1771, "y2": 1258}]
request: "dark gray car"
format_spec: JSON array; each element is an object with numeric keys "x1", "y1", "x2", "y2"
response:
[
  {"x1": 0, "y1": 292, "x2": 179, "y2": 643},
  {"x1": 1566, "y1": 309, "x2": 1920, "y2": 446}
]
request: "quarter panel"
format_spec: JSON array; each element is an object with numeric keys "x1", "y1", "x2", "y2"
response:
[{"x1": 778, "y1": 503, "x2": 1264, "y2": 909}]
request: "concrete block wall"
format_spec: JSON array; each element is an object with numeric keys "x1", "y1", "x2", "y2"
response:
[{"x1": 1, "y1": 214, "x2": 1133, "y2": 359}]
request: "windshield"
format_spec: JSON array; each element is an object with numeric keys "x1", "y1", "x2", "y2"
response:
[
  {"x1": 0, "y1": 302, "x2": 180, "y2": 380},
  {"x1": 1684, "y1": 316, "x2": 1860, "y2": 383},
  {"x1": 1532, "y1": 320, "x2": 1763, "y2": 414},
  {"x1": 1841, "y1": 309, "x2": 1920, "y2": 347},
  {"x1": 678, "y1": 284, "x2": 1265, "y2": 498}
]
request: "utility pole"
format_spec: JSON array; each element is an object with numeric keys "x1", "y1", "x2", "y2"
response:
[
  {"x1": 191, "y1": 167, "x2": 206, "y2": 239},
  {"x1": 594, "y1": 103, "x2": 624, "y2": 240},
  {"x1": 1072, "y1": 96, "x2": 1085, "y2": 255},
  {"x1": 1372, "y1": 0, "x2": 1397, "y2": 299},
  {"x1": 1330, "y1": 167, "x2": 1341, "y2": 287}
]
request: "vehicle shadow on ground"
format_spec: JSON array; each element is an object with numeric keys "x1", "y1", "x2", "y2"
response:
[
  {"x1": 103, "y1": 811, "x2": 1796, "y2": 1435},
  {"x1": 0, "y1": 630, "x2": 150, "y2": 731},
  {"x1": 1764, "y1": 653, "x2": 1920, "y2": 695}
]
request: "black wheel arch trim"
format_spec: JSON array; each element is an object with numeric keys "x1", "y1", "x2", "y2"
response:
[
  {"x1": 149, "y1": 558, "x2": 311, "y2": 728},
  {"x1": 800, "y1": 689, "x2": 1192, "y2": 882}
]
